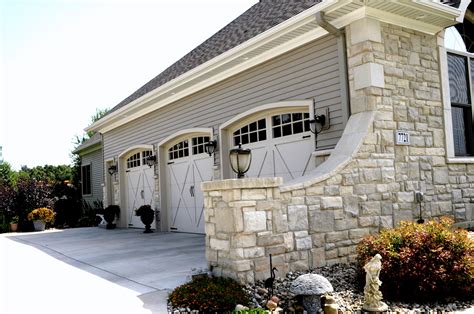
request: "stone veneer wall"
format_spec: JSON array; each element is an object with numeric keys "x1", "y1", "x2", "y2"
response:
[{"x1": 202, "y1": 19, "x2": 474, "y2": 284}]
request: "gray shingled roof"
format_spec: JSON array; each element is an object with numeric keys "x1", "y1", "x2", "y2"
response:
[
  {"x1": 73, "y1": 133, "x2": 102, "y2": 154},
  {"x1": 108, "y1": 0, "x2": 321, "y2": 115}
]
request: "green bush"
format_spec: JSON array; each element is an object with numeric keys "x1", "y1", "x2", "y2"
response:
[
  {"x1": 169, "y1": 276, "x2": 250, "y2": 312},
  {"x1": 357, "y1": 217, "x2": 473, "y2": 301}
]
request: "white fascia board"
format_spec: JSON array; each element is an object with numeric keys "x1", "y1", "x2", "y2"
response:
[
  {"x1": 86, "y1": 0, "x2": 339, "y2": 134},
  {"x1": 364, "y1": 6, "x2": 452, "y2": 35}
]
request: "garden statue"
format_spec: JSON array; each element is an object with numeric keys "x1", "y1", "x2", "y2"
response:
[{"x1": 362, "y1": 254, "x2": 388, "y2": 312}]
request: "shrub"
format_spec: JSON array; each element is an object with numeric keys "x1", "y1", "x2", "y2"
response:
[
  {"x1": 169, "y1": 276, "x2": 250, "y2": 312},
  {"x1": 357, "y1": 217, "x2": 473, "y2": 302}
]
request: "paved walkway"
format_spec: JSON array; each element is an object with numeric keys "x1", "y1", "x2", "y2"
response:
[{"x1": 0, "y1": 228, "x2": 206, "y2": 314}]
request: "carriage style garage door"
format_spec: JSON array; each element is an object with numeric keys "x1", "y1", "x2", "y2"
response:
[
  {"x1": 125, "y1": 150, "x2": 155, "y2": 229},
  {"x1": 166, "y1": 136, "x2": 213, "y2": 234},
  {"x1": 230, "y1": 111, "x2": 315, "y2": 181}
]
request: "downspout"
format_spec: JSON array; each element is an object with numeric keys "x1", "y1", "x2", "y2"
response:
[
  {"x1": 315, "y1": 11, "x2": 341, "y2": 37},
  {"x1": 314, "y1": 10, "x2": 351, "y2": 125}
]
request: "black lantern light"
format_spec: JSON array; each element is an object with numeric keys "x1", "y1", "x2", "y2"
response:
[
  {"x1": 309, "y1": 114, "x2": 327, "y2": 135},
  {"x1": 108, "y1": 165, "x2": 117, "y2": 175},
  {"x1": 229, "y1": 143, "x2": 252, "y2": 178},
  {"x1": 145, "y1": 155, "x2": 157, "y2": 168},
  {"x1": 204, "y1": 140, "x2": 217, "y2": 156}
]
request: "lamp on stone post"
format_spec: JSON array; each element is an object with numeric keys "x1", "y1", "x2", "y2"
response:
[{"x1": 229, "y1": 143, "x2": 251, "y2": 178}]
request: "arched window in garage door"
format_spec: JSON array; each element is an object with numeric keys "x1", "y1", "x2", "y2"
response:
[{"x1": 229, "y1": 110, "x2": 315, "y2": 181}]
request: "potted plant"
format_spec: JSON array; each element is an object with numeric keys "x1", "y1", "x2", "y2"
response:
[
  {"x1": 10, "y1": 215, "x2": 19, "y2": 232},
  {"x1": 135, "y1": 205, "x2": 155, "y2": 233},
  {"x1": 27, "y1": 207, "x2": 55, "y2": 231},
  {"x1": 104, "y1": 205, "x2": 120, "y2": 229}
]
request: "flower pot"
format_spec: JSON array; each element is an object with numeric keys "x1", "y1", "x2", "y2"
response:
[
  {"x1": 10, "y1": 223, "x2": 18, "y2": 232},
  {"x1": 33, "y1": 220, "x2": 46, "y2": 231},
  {"x1": 140, "y1": 211, "x2": 154, "y2": 234}
]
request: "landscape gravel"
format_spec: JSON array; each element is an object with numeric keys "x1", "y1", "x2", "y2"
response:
[
  {"x1": 246, "y1": 263, "x2": 474, "y2": 313},
  {"x1": 168, "y1": 263, "x2": 473, "y2": 313}
]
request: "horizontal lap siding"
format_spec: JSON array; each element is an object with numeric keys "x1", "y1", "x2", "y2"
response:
[
  {"x1": 104, "y1": 35, "x2": 346, "y2": 157},
  {"x1": 82, "y1": 149, "x2": 104, "y2": 204}
]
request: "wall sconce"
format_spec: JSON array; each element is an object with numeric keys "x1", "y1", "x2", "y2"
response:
[
  {"x1": 229, "y1": 143, "x2": 252, "y2": 178},
  {"x1": 204, "y1": 140, "x2": 217, "y2": 156},
  {"x1": 108, "y1": 165, "x2": 118, "y2": 176},
  {"x1": 145, "y1": 155, "x2": 157, "y2": 168},
  {"x1": 309, "y1": 114, "x2": 327, "y2": 135}
]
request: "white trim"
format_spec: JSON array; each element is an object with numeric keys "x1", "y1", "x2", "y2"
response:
[
  {"x1": 312, "y1": 149, "x2": 334, "y2": 157},
  {"x1": 158, "y1": 128, "x2": 214, "y2": 148},
  {"x1": 219, "y1": 101, "x2": 312, "y2": 130},
  {"x1": 118, "y1": 144, "x2": 154, "y2": 159},
  {"x1": 456, "y1": 0, "x2": 472, "y2": 23}
]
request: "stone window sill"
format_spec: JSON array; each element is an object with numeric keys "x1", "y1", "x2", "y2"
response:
[{"x1": 447, "y1": 157, "x2": 474, "y2": 164}]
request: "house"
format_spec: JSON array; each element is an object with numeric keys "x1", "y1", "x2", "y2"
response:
[
  {"x1": 86, "y1": 0, "x2": 474, "y2": 282},
  {"x1": 72, "y1": 133, "x2": 104, "y2": 206}
]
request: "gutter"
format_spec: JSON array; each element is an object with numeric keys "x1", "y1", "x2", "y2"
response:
[{"x1": 315, "y1": 11, "x2": 341, "y2": 37}]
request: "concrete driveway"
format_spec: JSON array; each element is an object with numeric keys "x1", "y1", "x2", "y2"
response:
[{"x1": 0, "y1": 227, "x2": 206, "y2": 314}]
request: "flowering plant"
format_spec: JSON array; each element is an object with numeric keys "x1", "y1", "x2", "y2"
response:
[{"x1": 27, "y1": 207, "x2": 55, "y2": 223}]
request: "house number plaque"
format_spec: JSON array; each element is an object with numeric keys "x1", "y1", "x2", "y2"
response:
[{"x1": 395, "y1": 131, "x2": 410, "y2": 145}]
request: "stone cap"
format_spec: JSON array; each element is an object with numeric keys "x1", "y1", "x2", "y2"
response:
[
  {"x1": 290, "y1": 274, "x2": 334, "y2": 296},
  {"x1": 202, "y1": 177, "x2": 283, "y2": 191}
]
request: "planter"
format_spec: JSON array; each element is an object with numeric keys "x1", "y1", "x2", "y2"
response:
[
  {"x1": 140, "y1": 211, "x2": 155, "y2": 234},
  {"x1": 10, "y1": 223, "x2": 18, "y2": 232},
  {"x1": 33, "y1": 220, "x2": 46, "y2": 231}
]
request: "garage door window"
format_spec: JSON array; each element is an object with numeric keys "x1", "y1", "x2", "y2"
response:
[
  {"x1": 169, "y1": 140, "x2": 189, "y2": 160},
  {"x1": 127, "y1": 152, "x2": 141, "y2": 168},
  {"x1": 192, "y1": 136, "x2": 210, "y2": 155},
  {"x1": 233, "y1": 118, "x2": 266, "y2": 146},
  {"x1": 142, "y1": 150, "x2": 153, "y2": 164},
  {"x1": 272, "y1": 112, "x2": 310, "y2": 138}
]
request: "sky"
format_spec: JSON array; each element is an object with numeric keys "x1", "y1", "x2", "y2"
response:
[{"x1": 0, "y1": 0, "x2": 257, "y2": 170}]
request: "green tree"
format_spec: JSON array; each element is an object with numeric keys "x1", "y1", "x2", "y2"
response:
[{"x1": 0, "y1": 162, "x2": 17, "y2": 187}]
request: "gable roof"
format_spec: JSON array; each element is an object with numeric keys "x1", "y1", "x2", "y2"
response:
[
  {"x1": 108, "y1": 0, "x2": 321, "y2": 115},
  {"x1": 73, "y1": 133, "x2": 102, "y2": 155}
]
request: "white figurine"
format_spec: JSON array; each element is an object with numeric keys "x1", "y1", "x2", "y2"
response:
[{"x1": 362, "y1": 254, "x2": 388, "y2": 312}]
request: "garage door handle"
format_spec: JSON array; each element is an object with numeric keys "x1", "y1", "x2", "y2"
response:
[
  {"x1": 141, "y1": 190, "x2": 144, "y2": 199},
  {"x1": 302, "y1": 135, "x2": 311, "y2": 139},
  {"x1": 190, "y1": 186, "x2": 195, "y2": 197}
]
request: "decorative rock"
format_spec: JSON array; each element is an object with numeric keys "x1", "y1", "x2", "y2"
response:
[
  {"x1": 322, "y1": 295, "x2": 339, "y2": 314},
  {"x1": 271, "y1": 296, "x2": 280, "y2": 304},
  {"x1": 267, "y1": 300, "x2": 278, "y2": 311},
  {"x1": 290, "y1": 274, "x2": 334, "y2": 314},
  {"x1": 235, "y1": 304, "x2": 249, "y2": 311}
]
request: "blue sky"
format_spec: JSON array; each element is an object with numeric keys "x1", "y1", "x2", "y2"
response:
[{"x1": 0, "y1": 0, "x2": 257, "y2": 169}]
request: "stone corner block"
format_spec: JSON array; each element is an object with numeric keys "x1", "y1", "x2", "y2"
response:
[
  {"x1": 354, "y1": 62, "x2": 385, "y2": 90},
  {"x1": 349, "y1": 18, "x2": 382, "y2": 45}
]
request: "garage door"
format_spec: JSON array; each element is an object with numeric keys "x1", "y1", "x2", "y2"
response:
[
  {"x1": 166, "y1": 135, "x2": 213, "y2": 234},
  {"x1": 125, "y1": 150, "x2": 155, "y2": 229},
  {"x1": 231, "y1": 111, "x2": 315, "y2": 181}
]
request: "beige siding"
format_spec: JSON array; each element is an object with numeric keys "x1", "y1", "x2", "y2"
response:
[
  {"x1": 104, "y1": 34, "x2": 347, "y2": 159},
  {"x1": 81, "y1": 148, "x2": 103, "y2": 205}
]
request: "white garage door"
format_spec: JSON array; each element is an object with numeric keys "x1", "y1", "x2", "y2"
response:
[
  {"x1": 231, "y1": 111, "x2": 315, "y2": 181},
  {"x1": 125, "y1": 150, "x2": 155, "y2": 229},
  {"x1": 166, "y1": 136, "x2": 213, "y2": 234}
]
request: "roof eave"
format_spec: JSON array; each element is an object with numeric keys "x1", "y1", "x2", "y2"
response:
[{"x1": 87, "y1": 0, "x2": 463, "y2": 134}]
